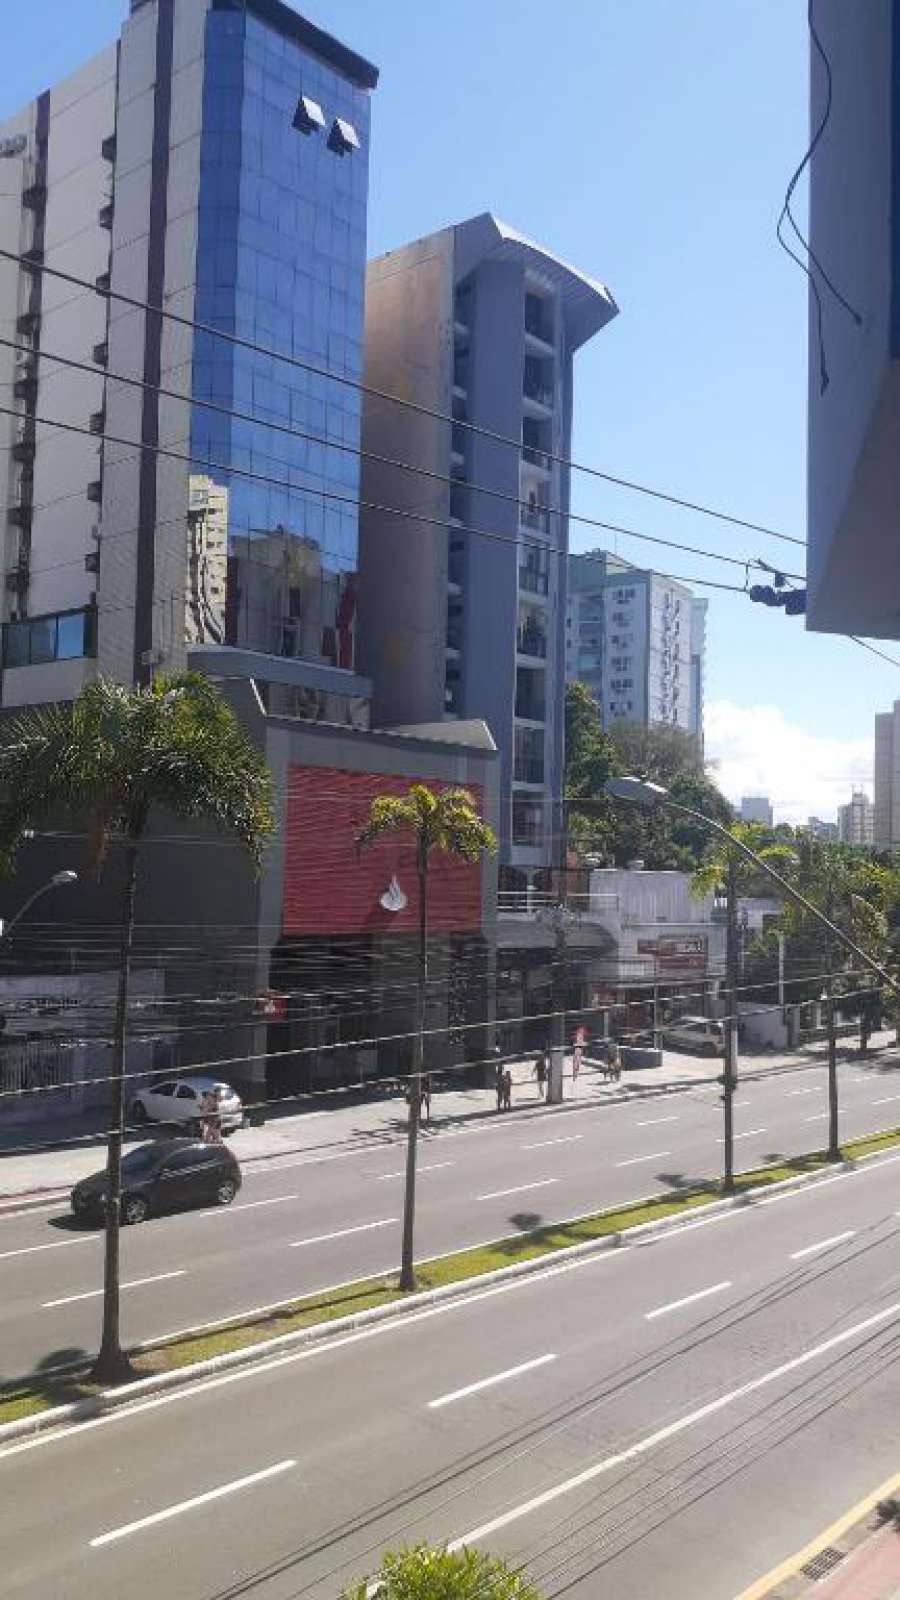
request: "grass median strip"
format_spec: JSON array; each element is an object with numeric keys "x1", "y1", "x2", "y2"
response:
[{"x1": 4, "y1": 1121, "x2": 900, "y2": 1428}]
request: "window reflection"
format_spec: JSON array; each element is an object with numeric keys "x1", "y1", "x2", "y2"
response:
[{"x1": 190, "y1": 10, "x2": 370, "y2": 673}]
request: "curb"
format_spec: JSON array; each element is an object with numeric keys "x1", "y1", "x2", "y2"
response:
[
  {"x1": 3, "y1": 1141, "x2": 892, "y2": 1450},
  {"x1": 733, "y1": 1467, "x2": 900, "y2": 1599}
]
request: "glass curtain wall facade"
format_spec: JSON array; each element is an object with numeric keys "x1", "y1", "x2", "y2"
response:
[{"x1": 191, "y1": 6, "x2": 370, "y2": 671}]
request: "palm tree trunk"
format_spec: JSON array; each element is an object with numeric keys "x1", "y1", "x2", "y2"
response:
[
  {"x1": 399, "y1": 853, "x2": 427, "y2": 1291},
  {"x1": 93, "y1": 836, "x2": 139, "y2": 1382}
]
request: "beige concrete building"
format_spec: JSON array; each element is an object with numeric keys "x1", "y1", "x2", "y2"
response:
[{"x1": 838, "y1": 788, "x2": 875, "y2": 847}]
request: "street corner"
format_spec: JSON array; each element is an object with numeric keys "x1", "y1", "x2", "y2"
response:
[{"x1": 734, "y1": 1470, "x2": 900, "y2": 1600}]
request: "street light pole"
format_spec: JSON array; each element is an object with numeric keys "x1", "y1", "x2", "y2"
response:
[
  {"x1": 0, "y1": 870, "x2": 78, "y2": 940},
  {"x1": 722, "y1": 857, "x2": 739, "y2": 1192}
]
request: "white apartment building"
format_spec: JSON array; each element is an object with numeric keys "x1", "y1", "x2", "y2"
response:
[
  {"x1": 740, "y1": 796, "x2": 774, "y2": 826},
  {"x1": 566, "y1": 552, "x2": 706, "y2": 738},
  {"x1": 837, "y1": 789, "x2": 875, "y2": 847}
]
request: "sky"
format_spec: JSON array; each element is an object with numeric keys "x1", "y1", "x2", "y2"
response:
[{"x1": 1, "y1": 0, "x2": 889, "y2": 824}]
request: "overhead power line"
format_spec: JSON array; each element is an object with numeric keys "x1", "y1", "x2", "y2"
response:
[
  {"x1": 0, "y1": 332, "x2": 804, "y2": 583},
  {"x1": 0, "y1": 244, "x2": 805, "y2": 550}
]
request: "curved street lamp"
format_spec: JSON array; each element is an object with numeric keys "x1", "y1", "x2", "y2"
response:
[
  {"x1": 605, "y1": 777, "x2": 894, "y2": 1182},
  {"x1": 0, "y1": 870, "x2": 78, "y2": 941}
]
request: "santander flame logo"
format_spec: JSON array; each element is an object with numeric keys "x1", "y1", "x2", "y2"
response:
[{"x1": 379, "y1": 875, "x2": 407, "y2": 913}]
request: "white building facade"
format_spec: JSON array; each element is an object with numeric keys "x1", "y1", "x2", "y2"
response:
[
  {"x1": 566, "y1": 552, "x2": 706, "y2": 739},
  {"x1": 838, "y1": 789, "x2": 875, "y2": 847}
]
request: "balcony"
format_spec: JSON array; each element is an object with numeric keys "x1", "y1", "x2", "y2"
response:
[
  {"x1": 86, "y1": 479, "x2": 103, "y2": 505},
  {"x1": 7, "y1": 504, "x2": 32, "y2": 530},
  {"x1": 512, "y1": 799, "x2": 544, "y2": 849},
  {"x1": 515, "y1": 666, "x2": 546, "y2": 723},
  {"x1": 98, "y1": 201, "x2": 114, "y2": 231},
  {"x1": 12, "y1": 425, "x2": 35, "y2": 464},
  {"x1": 452, "y1": 357, "x2": 469, "y2": 396},
  {"x1": 520, "y1": 502, "x2": 550, "y2": 534},
  {"x1": 16, "y1": 309, "x2": 39, "y2": 338},
  {"x1": 519, "y1": 564, "x2": 549, "y2": 597},
  {"x1": 101, "y1": 133, "x2": 117, "y2": 162},
  {"x1": 89, "y1": 410, "x2": 105, "y2": 436},
  {"x1": 92, "y1": 341, "x2": 108, "y2": 367},
  {"x1": 95, "y1": 270, "x2": 111, "y2": 294},
  {"x1": 522, "y1": 444, "x2": 551, "y2": 475},
  {"x1": 514, "y1": 755, "x2": 545, "y2": 785},
  {"x1": 523, "y1": 375, "x2": 553, "y2": 419},
  {"x1": 22, "y1": 182, "x2": 46, "y2": 212},
  {"x1": 524, "y1": 294, "x2": 554, "y2": 353},
  {"x1": 517, "y1": 617, "x2": 547, "y2": 659}
]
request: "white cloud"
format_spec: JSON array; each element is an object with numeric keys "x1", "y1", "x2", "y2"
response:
[{"x1": 705, "y1": 701, "x2": 873, "y2": 826}]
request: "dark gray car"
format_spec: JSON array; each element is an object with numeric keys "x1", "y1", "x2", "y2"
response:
[{"x1": 71, "y1": 1139, "x2": 242, "y2": 1225}]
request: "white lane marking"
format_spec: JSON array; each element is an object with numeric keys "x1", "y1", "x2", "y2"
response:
[
  {"x1": 644, "y1": 1280, "x2": 732, "y2": 1321},
  {"x1": 803, "y1": 1113, "x2": 829, "y2": 1123},
  {"x1": 716, "y1": 1128, "x2": 767, "y2": 1142},
  {"x1": 0, "y1": 1248, "x2": 634, "y2": 1463},
  {"x1": 787, "y1": 1088, "x2": 820, "y2": 1097},
  {"x1": 615, "y1": 1151, "x2": 671, "y2": 1168},
  {"x1": 196, "y1": 1194, "x2": 299, "y2": 1218},
  {"x1": 477, "y1": 1179, "x2": 559, "y2": 1202},
  {"x1": 44, "y1": 1270, "x2": 187, "y2": 1309},
  {"x1": 521, "y1": 1135, "x2": 584, "y2": 1150},
  {"x1": 872, "y1": 1095, "x2": 900, "y2": 1106},
  {"x1": 790, "y1": 1230, "x2": 856, "y2": 1261},
  {"x1": 376, "y1": 1162, "x2": 455, "y2": 1181},
  {"x1": 635, "y1": 1116, "x2": 678, "y2": 1128},
  {"x1": 0, "y1": 1235, "x2": 97, "y2": 1262},
  {"x1": 447, "y1": 1298, "x2": 900, "y2": 1552},
  {"x1": 428, "y1": 1353, "x2": 557, "y2": 1410},
  {"x1": 90, "y1": 1459, "x2": 296, "y2": 1547},
  {"x1": 289, "y1": 1219, "x2": 397, "y2": 1248}
]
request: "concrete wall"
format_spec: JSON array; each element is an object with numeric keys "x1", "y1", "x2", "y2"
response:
[
  {"x1": 358, "y1": 231, "x2": 455, "y2": 726},
  {"x1": 806, "y1": 0, "x2": 900, "y2": 637}
]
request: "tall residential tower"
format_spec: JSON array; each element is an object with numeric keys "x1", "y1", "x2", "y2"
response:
[
  {"x1": 358, "y1": 214, "x2": 617, "y2": 870},
  {"x1": 0, "y1": 0, "x2": 377, "y2": 718}
]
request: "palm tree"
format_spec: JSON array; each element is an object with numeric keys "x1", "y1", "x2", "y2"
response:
[
  {"x1": 777, "y1": 841, "x2": 889, "y2": 1160},
  {"x1": 693, "y1": 823, "x2": 797, "y2": 1190},
  {"x1": 0, "y1": 675, "x2": 274, "y2": 1381},
  {"x1": 357, "y1": 786, "x2": 495, "y2": 1290}
]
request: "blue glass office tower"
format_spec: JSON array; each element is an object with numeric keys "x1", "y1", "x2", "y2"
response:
[{"x1": 191, "y1": 3, "x2": 374, "y2": 678}]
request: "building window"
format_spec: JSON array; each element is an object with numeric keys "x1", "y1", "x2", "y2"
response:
[{"x1": 2, "y1": 606, "x2": 96, "y2": 669}]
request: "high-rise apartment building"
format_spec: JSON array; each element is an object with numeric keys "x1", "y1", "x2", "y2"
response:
[
  {"x1": 838, "y1": 790, "x2": 874, "y2": 846},
  {"x1": 740, "y1": 797, "x2": 774, "y2": 827},
  {"x1": 874, "y1": 700, "x2": 900, "y2": 848},
  {"x1": 565, "y1": 552, "x2": 706, "y2": 739},
  {"x1": 0, "y1": 0, "x2": 377, "y2": 714},
  {"x1": 357, "y1": 215, "x2": 617, "y2": 869}
]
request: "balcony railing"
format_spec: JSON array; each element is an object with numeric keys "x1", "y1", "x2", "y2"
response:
[
  {"x1": 520, "y1": 503, "x2": 550, "y2": 533},
  {"x1": 514, "y1": 756, "x2": 545, "y2": 785},
  {"x1": 524, "y1": 303, "x2": 552, "y2": 344},
  {"x1": 522, "y1": 444, "x2": 550, "y2": 471},
  {"x1": 519, "y1": 565, "x2": 549, "y2": 596},
  {"x1": 517, "y1": 622, "x2": 547, "y2": 658},
  {"x1": 515, "y1": 694, "x2": 545, "y2": 723},
  {"x1": 523, "y1": 376, "x2": 553, "y2": 407}
]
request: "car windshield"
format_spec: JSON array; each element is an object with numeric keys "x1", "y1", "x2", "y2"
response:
[{"x1": 122, "y1": 1147, "x2": 161, "y2": 1176}]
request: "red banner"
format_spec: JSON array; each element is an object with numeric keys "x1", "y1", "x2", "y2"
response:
[{"x1": 282, "y1": 767, "x2": 484, "y2": 937}]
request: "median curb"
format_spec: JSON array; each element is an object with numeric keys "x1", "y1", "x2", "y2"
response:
[{"x1": 4, "y1": 1140, "x2": 896, "y2": 1450}]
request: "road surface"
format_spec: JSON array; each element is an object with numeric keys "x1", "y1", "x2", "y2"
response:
[{"x1": 1, "y1": 1053, "x2": 898, "y2": 1379}]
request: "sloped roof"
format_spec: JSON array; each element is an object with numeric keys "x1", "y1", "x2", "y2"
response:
[{"x1": 454, "y1": 212, "x2": 618, "y2": 348}]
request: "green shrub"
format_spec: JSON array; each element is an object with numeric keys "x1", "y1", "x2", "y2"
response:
[{"x1": 342, "y1": 1543, "x2": 543, "y2": 1598}]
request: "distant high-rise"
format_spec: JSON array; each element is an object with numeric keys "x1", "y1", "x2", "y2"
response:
[
  {"x1": 565, "y1": 553, "x2": 706, "y2": 740},
  {"x1": 838, "y1": 790, "x2": 874, "y2": 847},
  {"x1": 740, "y1": 796, "x2": 774, "y2": 827},
  {"x1": 358, "y1": 214, "x2": 617, "y2": 869},
  {"x1": 874, "y1": 701, "x2": 900, "y2": 847}
]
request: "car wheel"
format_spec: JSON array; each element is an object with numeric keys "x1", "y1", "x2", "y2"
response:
[
  {"x1": 122, "y1": 1194, "x2": 149, "y2": 1225},
  {"x1": 132, "y1": 1100, "x2": 148, "y2": 1125},
  {"x1": 216, "y1": 1178, "x2": 237, "y2": 1207}
]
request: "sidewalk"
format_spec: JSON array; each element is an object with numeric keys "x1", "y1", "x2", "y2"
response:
[
  {"x1": 737, "y1": 1471, "x2": 900, "y2": 1599},
  {"x1": 0, "y1": 1033, "x2": 896, "y2": 1212}
]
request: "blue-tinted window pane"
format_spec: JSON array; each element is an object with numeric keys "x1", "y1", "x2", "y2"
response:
[
  {"x1": 30, "y1": 618, "x2": 57, "y2": 665},
  {"x1": 56, "y1": 613, "x2": 86, "y2": 660},
  {"x1": 4, "y1": 622, "x2": 29, "y2": 668}
]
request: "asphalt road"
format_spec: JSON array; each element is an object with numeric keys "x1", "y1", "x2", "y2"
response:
[
  {"x1": 1, "y1": 1053, "x2": 899, "y2": 1381},
  {"x1": 2, "y1": 1143, "x2": 900, "y2": 1599}
]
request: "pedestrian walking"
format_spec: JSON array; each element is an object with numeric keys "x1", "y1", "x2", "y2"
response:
[
  {"x1": 499, "y1": 1067, "x2": 512, "y2": 1111},
  {"x1": 534, "y1": 1051, "x2": 548, "y2": 1101},
  {"x1": 495, "y1": 1060, "x2": 505, "y2": 1113},
  {"x1": 199, "y1": 1087, "x2": 221, "y2": 1144}
]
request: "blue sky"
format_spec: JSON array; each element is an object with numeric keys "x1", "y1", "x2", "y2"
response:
[{"x1": 1, "y1": 1, "x2": 885, "y2": 820}]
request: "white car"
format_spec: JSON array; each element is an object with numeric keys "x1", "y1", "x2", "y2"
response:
[
  {"x1": 131, "y1": 1076, "x2": 244, "y2": 1134},
  {"x1": 661, "y1": 1016, "x2": 725, "y2": 1058}
]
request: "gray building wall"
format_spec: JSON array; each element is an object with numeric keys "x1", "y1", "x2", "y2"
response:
[{"x1": 806, "y1": 0, "x2": 900, "y2": 638}]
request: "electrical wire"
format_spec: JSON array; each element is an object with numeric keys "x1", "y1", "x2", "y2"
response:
[{"x1": 0, "y1": 243, "x2": 806, "y2": 550}]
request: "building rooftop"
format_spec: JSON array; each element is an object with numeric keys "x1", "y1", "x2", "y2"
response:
[
  {"x1": 204, "y1": 0, "x2": 379, "y2": 88},
  {"x1": 454, "y1": 213, "x2": 618, "y2": 348}
]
